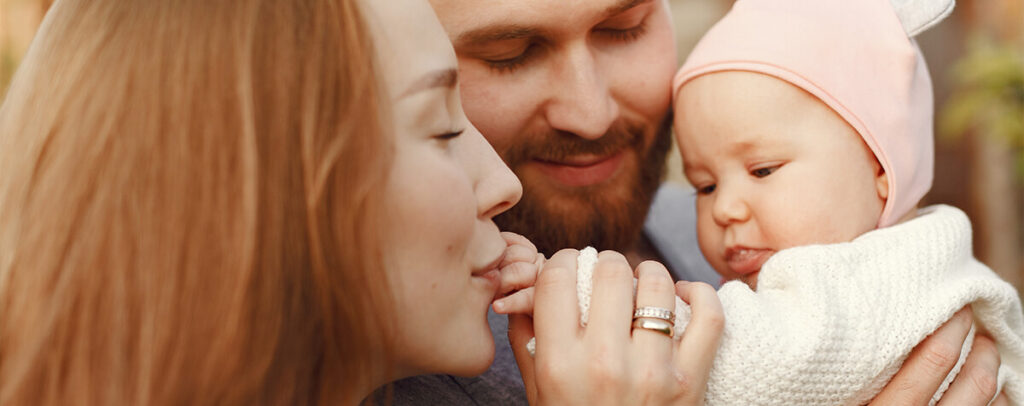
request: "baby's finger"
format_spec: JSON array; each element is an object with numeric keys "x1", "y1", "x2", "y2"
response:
[
  {"x1": 501, "y1": 243, "x2": 539, "y2": 268},
  {"x1": 502, "y1": 232, "x2": 537, "y2": 251},
  {"x1": 673, "y1": 280, "x2": 724, "y2": 400},
  {"x1": 494, "y1": 287, "x2": 536, "y2": 315},
  {"x1": 498, "y1": 261, "x2": 539, "y2": 296}
]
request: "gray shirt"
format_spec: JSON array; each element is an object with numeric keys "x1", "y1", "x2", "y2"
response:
[{"x1": 379, "y1": 184, "x2": 718, "y2": 405}]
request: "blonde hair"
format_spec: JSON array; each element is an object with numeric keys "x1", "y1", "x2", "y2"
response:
[{"x1": 0, "y1": 0, "x2": 393, "y2": 404}]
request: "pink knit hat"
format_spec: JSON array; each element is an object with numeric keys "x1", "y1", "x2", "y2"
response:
[{"x1": 673, "y1": 0, "x2": 950, "y2": 227}]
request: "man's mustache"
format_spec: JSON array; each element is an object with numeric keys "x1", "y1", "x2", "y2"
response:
[{"x1": 502, "y1": 122, "x2": 645, "y2": 165}]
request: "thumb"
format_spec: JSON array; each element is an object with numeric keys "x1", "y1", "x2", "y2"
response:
[{"x1": 508, "y1": 314, "x2": 538, "y2": 405}]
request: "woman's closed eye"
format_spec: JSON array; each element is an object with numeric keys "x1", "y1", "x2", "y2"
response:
[
  {"x1": 696, "y1": 184, "x2": 716, "y2": 195},
  {"x1": 435, "y1": 129, "x2": 464, "y2": 142}
]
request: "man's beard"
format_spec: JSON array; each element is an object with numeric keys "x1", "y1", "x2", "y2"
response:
[{"x1": 494, "y1": 116, "x2": 672, "y2": 256}]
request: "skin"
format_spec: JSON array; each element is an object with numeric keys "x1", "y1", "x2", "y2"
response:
[
  {"x1": 423, "y1": 0, "x2": 1003, "y2": 403},
  {"x1": 428, "y1": 0, "x2": 677, "y2": 258},
  {"x1": 509, "y1": 249, "x2": 724, "y2": 405},
  {"x1": 363, "y1": 0, "x2": 523, "y2": 380},
  {"x1": 362, "y1": 5, "x2": 724, "y2": 406},
  {"x1": 674, "y1": 71, "x2": 887, "y2": 289}
]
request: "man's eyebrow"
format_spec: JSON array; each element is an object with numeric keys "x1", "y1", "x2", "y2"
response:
[
  {"x1": 454, "y1": 26, "x2": 543, "y2": 48},
  {"x1": 454, "y1": 0, "x2": 654, "y2": 48},
  {"x1": 604, "y1": 0, "x2": 654, "y2": 18},
  {"x1": 401, "y1": 68, "x2": 458, "y2": 98}
]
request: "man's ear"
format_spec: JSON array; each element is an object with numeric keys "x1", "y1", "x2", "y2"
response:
[{"x1": 889, "y1": 0, "x2": 955, "y2": 37}]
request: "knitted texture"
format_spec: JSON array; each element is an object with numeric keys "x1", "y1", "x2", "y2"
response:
[
  {"x1": 573, "y1": 247, "x2": 691, "y2": 337},
  {"x1": 570, "y1": 205, "x2": 1024, "y2": 405},
  {"x1": 527, "y1": 247, "x2": 687, "y2": 356}
]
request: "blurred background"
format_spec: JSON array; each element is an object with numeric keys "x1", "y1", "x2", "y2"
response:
[{"x1": 2, "y1": 0, "x2": 1022, "y2": 292}]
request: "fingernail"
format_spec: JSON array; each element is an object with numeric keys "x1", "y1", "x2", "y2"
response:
[{"x1": 493, "y1": 300, "x2": 505, "y2": 312}]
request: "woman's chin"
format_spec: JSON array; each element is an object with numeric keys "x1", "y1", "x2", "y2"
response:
[{"x1": 449, "y1": 328, "x2": 496, "y2": 377}]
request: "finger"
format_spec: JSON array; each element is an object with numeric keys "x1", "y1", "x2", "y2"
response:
[
  {"x1": 673, "y1": 280, "x2": 724, "y2": 400},
  {"x1": 494, "y1": 287, "x2": 536, "y2": 315},
  {"x1": 501, "y1": 242, "x2": 539, "y2": 268},
  {"x1": 871, "y1": 307, "x2": 973, "y2": 405},
  {"x1": 532, "y1": 249, "x2": 581, "y2": 353},
  {"x1": 502, "y1": 231, "x2": 537, "y2": 250},
  {"x1": 990, "y1": 392, "x2": 1011, "y2": 406},
  {"x1": 631, "y1": 261, "x2": 677, "y2": 358},
  {"x1": 584, "y1": 250, "x2": 634, "y2": 342},
  {"x1": 501, "y1": 232, "x2": 537, "y2": 259},
  {"x1": 938, "y1": 334, "x2": 1000, "y2": 406},
  {"x1": 508, "y1": 314, "x2": 539, "y2": 405},
  {"x1": 498, "y1": 261, "x2": 539, "y2": 296}
]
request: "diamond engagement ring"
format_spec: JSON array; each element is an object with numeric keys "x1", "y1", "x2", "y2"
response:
[{"x1": 633, "y1": 306, "x2": 675, "y2": 323}]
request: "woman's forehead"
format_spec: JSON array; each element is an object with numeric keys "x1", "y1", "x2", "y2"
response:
[{"x1": 361, "y1": 0, "x2": 458, "y2": 99}]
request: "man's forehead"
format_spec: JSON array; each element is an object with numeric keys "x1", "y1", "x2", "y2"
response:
[{"x1": 431, "y1": 0, "x2": 655, "y2": 41}]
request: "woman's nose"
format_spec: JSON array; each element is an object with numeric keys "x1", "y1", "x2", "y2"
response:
[{"x1": 469, "y1": 126, "x2": 522, "y2": 219}]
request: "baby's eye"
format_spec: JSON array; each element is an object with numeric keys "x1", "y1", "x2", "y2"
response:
[
  {"x1": 750, "y1": 165, "x2": 780, "y2": 178},
  {"x1": 697, "y1": 184, "x2": 716, "y2": 195}
]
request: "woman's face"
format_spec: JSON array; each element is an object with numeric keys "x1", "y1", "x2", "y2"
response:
[{"x1": 362, "y1": 0, "x2": 523, "y2": 378}]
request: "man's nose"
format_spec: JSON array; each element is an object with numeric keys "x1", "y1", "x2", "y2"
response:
[
  {"x1": 711, "y1": 184, "x2": 750, "y2": 227},
  {"x1": 541, "y1": 43, "x2": 618, "y2": 140}
]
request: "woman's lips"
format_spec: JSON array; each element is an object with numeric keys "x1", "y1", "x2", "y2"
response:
[
  {"x1": 531, "y1": 151, "x2": 626, "y2": 187},
  {"x1": 472, "y1": 252, "x2": 504, "y2": 297},
  {"x1": 472, "y1": 252, "x2": 505, "y2": 278},
  {"x1": 472, "y1": 269, "x2": 501, "y2": 299},
  {"x1": 725, "y1": 247, "x2": 773, "y2": 276}
]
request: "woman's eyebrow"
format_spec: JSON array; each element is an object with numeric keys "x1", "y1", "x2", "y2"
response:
[{"x1": 401, "y1": 68, "x2": 458, "y2": 98}]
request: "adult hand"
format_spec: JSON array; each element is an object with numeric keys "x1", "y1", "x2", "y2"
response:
[
  {"x1": 508, "y1": 249, "x2": 724, "y2": 405},
  {"x1": 870, "y1": 306, "x2": 1004, "y2": 405}
]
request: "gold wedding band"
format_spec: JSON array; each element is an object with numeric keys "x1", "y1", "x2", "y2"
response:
[
  {"x1": 632, "y1": 317, "x2": 674, "y2": 338},
  {"x1": 633, "y1": 306, "x2": 675, "y2": 323}
]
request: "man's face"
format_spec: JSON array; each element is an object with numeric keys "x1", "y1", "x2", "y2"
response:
[{"x1": 429, "y1": 0, "x2": 678, "y2": 255}]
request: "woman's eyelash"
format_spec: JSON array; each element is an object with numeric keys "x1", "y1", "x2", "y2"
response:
[
  {"x1": 696, "y1": 184, "x2": 716, "y2": 195},
  {"x1": 436, "y1": 130, "x2": 464, "y2": 141}
]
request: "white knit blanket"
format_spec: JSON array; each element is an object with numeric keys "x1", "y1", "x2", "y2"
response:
[{"x1": 571, "y1": 205, "x2": 1024, "y2": 405}]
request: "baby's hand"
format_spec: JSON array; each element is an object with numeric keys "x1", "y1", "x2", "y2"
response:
[{"x1": 492, "y1": 232, "x2": 544, "y2": 315}]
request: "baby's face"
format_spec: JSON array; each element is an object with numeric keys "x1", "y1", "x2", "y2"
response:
[{"x1": 674, "y1": 71, "x2": 887, "y2": 289}]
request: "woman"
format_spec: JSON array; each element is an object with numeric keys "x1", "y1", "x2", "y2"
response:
[{"x1": 0, "y1": 0, "x2": 724, "y2": 404}]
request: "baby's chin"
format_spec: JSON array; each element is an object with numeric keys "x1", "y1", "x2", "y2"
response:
[
  {"x1": 719, "y1": 274, "x2": 759, "y2": 291},
  {"x1": 741, "y1": 273, "x2": 759, "y2": 290}
]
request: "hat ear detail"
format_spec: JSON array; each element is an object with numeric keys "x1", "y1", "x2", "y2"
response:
[{"x1": 889, "y1": 0, "x2": 955, "y2": 37}]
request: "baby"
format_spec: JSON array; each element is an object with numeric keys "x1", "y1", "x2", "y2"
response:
[{"x1": 495, "y1": 0, "x2": 1024, "y2": 404}]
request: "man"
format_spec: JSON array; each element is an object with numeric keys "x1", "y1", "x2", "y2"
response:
[{"x1": 383, "y1": 0, "x2": 1005, "y2": 404}]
